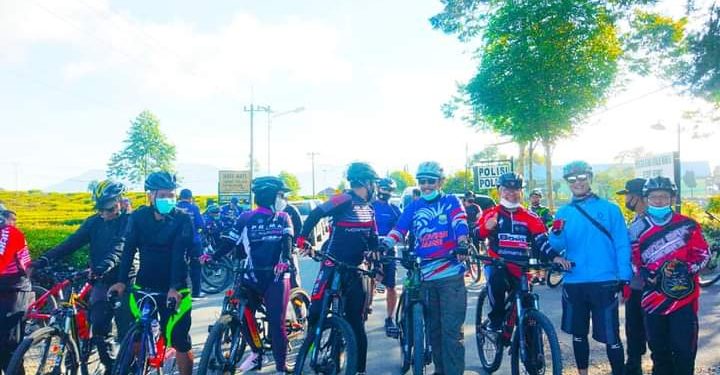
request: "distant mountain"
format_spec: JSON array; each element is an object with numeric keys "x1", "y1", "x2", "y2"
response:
[{"x1": 44, "y1": 169, "x2": 106, "y2": 192}]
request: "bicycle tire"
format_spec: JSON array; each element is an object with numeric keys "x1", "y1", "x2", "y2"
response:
[
  {"x1": 113, "y1": 324, "x2": 152, "y2": 375},
  {"x1": 7, "y1": 326, "x2": 80, "y2": 375},
  {"x1": 510, "y1": 310, "x2": 562, "y2": 375},
  {"x1": 411, "y1": 303, "x2": 426, "y2": 375},
  {"x1": 546, "y1": 269, "x2": 564, "y2": 288},
  {"x1": 288, "y1": 288, "x2": 310, "y2": 337},
  {"x1": 294, "y1": 315, "x2": 358, "y2": 375},
  {"x1": 397, "y1": 295, "x2": 411, "y2": 374},
  {"x1": 201, "y1": 257, "x2": 234, "y2": 294},
  {"x1": 699, "y1": 249, "x2": 720, "y2": 287},
  {"x1": 197, "y1": 314, "x2": 245, "y2": 375},
  {"x1": 474, "y1": 287, "x2": 503, "y2": 373},
  {"x1": 468, "y1": 254, "x2": 483, "y2": 284}
]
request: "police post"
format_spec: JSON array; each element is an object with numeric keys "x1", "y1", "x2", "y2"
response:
[{"x1": 472, "y1": 158, "x2": 515, "y2": 192}]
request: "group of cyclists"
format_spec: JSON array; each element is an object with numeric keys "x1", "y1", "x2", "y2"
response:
[{"x1": 0, "y1": 157, "x2": 712, "y2": 375}]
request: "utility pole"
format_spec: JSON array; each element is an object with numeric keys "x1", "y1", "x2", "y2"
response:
[
  {"x1": 244, "y1": 104, "x2": 270, "y2": 206},
  {"x1": 308, "y1": 152, "x2": 319, "y2": 198}
]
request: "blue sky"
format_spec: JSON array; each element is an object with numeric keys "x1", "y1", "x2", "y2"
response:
[{"x1": 1, "y1": 0, "x2": 717, "y2": 193}]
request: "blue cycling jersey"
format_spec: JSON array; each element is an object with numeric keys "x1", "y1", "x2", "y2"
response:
[{"x1": 372, "y1": 200, "x2": 401, "y2": 236}]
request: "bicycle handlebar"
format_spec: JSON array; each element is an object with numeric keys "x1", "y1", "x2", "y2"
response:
[
  {"x1": 474, "y1": 254, "x2": 574, "y2": 273},
  {"x1": 310, "y1": 250, "x2": 378, "y2": 278}
]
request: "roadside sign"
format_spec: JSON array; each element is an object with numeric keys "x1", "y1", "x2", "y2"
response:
[
  {"x1": 635, "y1": 153, "x2": 674, "y2": 179},
  {"x1": 218, "y1": 170, "x2": 250, "y2": 205},
  {"x1": 473, "y1": 159, "x2": 514, "y2": 191}
]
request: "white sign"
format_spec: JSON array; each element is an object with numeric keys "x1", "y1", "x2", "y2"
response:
[
  {"x1": 473, "y1": 160, "x2": 514, "y2": 190},
  {"x1": 635, "y1": 153, "x2": 674, "y2": 179},
  {"x1": 218, "y1": 170, "x2": 251, "y2": 204}
]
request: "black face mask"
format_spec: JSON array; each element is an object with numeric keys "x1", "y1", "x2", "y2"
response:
[
  {"x1": 378, "y1": 192, "x2": 391, "y2": 201},
  {"x1": 625, "y1": 196, "x2": 638, "y2": 212}
]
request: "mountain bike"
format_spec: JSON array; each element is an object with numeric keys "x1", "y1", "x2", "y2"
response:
[
  {"x1": 465, "y1": 239, "x2": 484, "y2": 284},
  {"x1": 112, "y1": 286, "x2": 187, "y2": 375},
  {"x1": 293, "y1": 250, "x2": 377, "y2": 375},
  {"x1": 474, "y1": 255, "x2": 569, "y2": 375},
  {"x1": 197, "y1": 259, "x2": 310, "y2": 374},
  {"x1": 8, "y1": 270, "x2": 106, "y2": 375},
  {"x1": 700, "y1": 211, "x2": 720, "y2": 287},
  {"x1": 200, "y1": 232, "x2": 236, "y2": 294}
]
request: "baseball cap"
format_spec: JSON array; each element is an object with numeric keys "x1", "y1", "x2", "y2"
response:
[{"x1": 616, "y1": 178, "x2": 647, "y2": 195}]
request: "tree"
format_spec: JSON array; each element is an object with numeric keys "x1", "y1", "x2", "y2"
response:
[
  {"x1": 278, "y1": 171, "x2": 301, "y2": 198},
  {"x1": 336, "y1": 180, "x2": 348, "y2": 191},
  {"x1": 87, "y1": 180, "x2": 98, "y2": 193},
  {"x1": 444, "y1": 171, "x2": 473, "y2": 194},
  {"x1": 389, "y1": 170, "x2": 416, "y2": 192},
  {"x1": 107, "y1": 110, "x2": 176, "y2": 184},
  {"x1": 684, "y1": 169, "x2": 697, "y2": 197}
]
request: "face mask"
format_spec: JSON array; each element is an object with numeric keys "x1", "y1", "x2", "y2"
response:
[
  {"x1": 625, "y1": 197, "x2": 638, "y2": 212},
  {"x1": 421, "y1": 190, "x2": 439, "y2": 201},
  {"x1": 378, "y1": 192, "x2": 391, "y2": 201},
  {"x1": 647, "y1": 205, "x2": 672, "y2": 220},
  {"x1": 155, "y1": 197, "x2": 176, "y2": 215},
  {"x1": 274, "y1": 196, "x2": 288, "y2": 213},
  {"x1": 500, "y1": 198, "x2": 521, "y2": 209},
  {"x1": 365, "y1": 182, "x2": 376, "y2": 201}
]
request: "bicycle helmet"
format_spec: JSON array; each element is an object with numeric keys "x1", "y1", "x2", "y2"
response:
[
  {"x1": 378, "y1": 178, "x2": 397, "y2": 192},
  {"x1": 179, "y1": 188, "x2": 193, "y2": 200},
  {"x1": 346, "y1": 162, "x2": 379, "y2": 183},
  {"x1": 144, "y1": 171, "x2": 177, "y2": 191},
  {"x1": 252, "y1": 176, "x2": 291, "y2": 194},
  {"x1": 206, "y1": 204, "x2": 220, "y2": 214},
  {"x1": 464, "y1": 190, "x2": 476, "y2": 199},
  {"x1": 93, "y1": 180, "x2": 126, "y2": 207},
  {"x1": 416, "y1": 161, "x2": 444, "y2": 179},
  {"x1": 562, "y1": 160, "x2": 593, "y2": 178},
  {"x1": 642, "y1": 176, "x2": 677, "y2": 197},
  {"x1": 530, "y1": 188, "x2": 543, "y2": 197},
  {"x1": 497, "y1": 173, "x2": 524, "y2": 189}
]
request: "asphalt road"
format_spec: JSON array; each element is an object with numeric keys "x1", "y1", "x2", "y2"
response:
[{"x1": 189, "y1": 258, "x2": 720, "y2": 374}]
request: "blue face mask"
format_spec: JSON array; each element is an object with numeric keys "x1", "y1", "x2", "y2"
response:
[
  {"x1": 155, "y1": 197, "x2": 176, "y2": 214},
  {"x1": 647, "y1": 205, "x2": 672, "y2": 219},
  {"x1": 422, "y1": 190, "x2": 439, "y2": 201}
]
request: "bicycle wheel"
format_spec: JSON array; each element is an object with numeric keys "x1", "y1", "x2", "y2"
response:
[
  {"x1": 699, "y1": 249, "x2": 720, "y2": 287},
  {"x1": 26, "y1": 286, "x2": 58, "y2": 335},
  {"x1": 474, "y1": 286, "x2": 503, "y2": 373},
  {"x1": 510, "y1": 310, "x2": 562, "y2": 375},
  {"x1": 294, "y1": 315, "x2": 358, "y2": 375},
  {"x1": 7, "y1": 326, "x2": 80, "y2": 375},
  {"x1": 546, "y1": 269, "x2": 564, "y2": 288},
  {"x1": 466, "y1": 254, "x2": 483, "y2": 284},
  {"x1": 411, "y1": 303, "x2": 426, "y2": 375},
  {"x1": 113, "y1": 324, "x2": 152, "y2": 375},
  {"x1": 397, "y1": 296, "x2": 411, "y2": 374},
  {"x1": 197, "y1": 314, "x2": 246, "y2": 375},
  {"x1": 288, "y1": 288, "x2": 310, "y2": 341},
  {"x1": 201, "y1": 258, "x2": 233, "y2": 294}
]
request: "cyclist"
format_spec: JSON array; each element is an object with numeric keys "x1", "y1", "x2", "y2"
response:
[
  {"x1": 296, "y1": 162, "x2": 380, "y2": 375},
  {"x1": 0, "y1": 204, "x2": 32, "y2": 374},
  {"x1": 202, "y1": 203, "x2": 223, "y2": 246},
  {"x1": 477, "y1": 173, "x2": 557, "y2": 335},
  {"x1": 109, "y1": 171, "x2": 194, "y2": 375},
  {"x1": 630, "y1": 177, "x2": 709, "y2": 375},
  {"x1": 463, "y1": 190, "x2": 483, "y2": 249},
  {"x1": 372, "y1": 177, "x2": 402, "y2": 337},
  {"x1": 383, "y1": 161, "x2": 469, "y2": 375},
  {"x1": 1, "y1": 210, "x2": 17, "y2": 227},
  {"x1": 548, "y1": 160, "x2": 632, "y2": 375},
  {"x1": 528, "y1": 188, "x2": 553, "y2": 227},
  {"x1": 31, "y1": 180, "x2": 130, "y2": 374},
  {"x1": 176, "y1": 188, "x2": 205, "y2": 299},
  {"x1": 283, "y1": 203, "x2": 304, "y2": 289},
  {"x1": 120, "y1": 197, "x2": 132, "y2": 214},
  {"x1": 221, "y1": 196, "x2": 243, "y2": 224},
  {"x1": 210, "y1": 176, "x2": 295, "y2": 374},
  {"x1": 616, "y1": 177, "x2": 649, "y2": 375}
]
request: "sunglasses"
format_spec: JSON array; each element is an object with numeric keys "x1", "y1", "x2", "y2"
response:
[
  {"x1": 418, "y1": 178, "x2": 438, "y2": 185},
  {"x1": 566, "y1": 174, "x2": 589, "y2": 183},
  {"x1": 98, "y1": 206, "x2": 117, "y2": 213}
]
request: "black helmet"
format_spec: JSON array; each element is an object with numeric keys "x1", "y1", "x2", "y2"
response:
[
  {"x1": 378, "y1": 178, "x2": 397, "y2": 192},
  {"x1": 179, "y1": 188, "x2": 193, "y2": 200},
  {"x1": 497, "y1": 173, "x2": 524, "y2": 189},
  {"x1": 252, "y1": 176, "x2": 291, "y2": 194},
  {"x1": 464, "y1": 190, "x2": 476, "y2": 199},
  {"x1": 642, "y1": 176, "x2": 677, "y2": 197},
  {"x1": 144, "y1": 171, "x2": 177, "y2": 191},
  {"x1": 93, "y1": 180, "x2": 126, "y2": 207},
  {"x1": 346, "y1": 162, "x2": 379, "y2": 183}
]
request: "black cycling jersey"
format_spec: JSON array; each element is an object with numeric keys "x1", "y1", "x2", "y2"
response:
[{"x1": 119, "y1": 206, "x2": 193, "y2": 291}]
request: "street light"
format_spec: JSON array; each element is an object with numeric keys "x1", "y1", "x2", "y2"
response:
[
  {"x1": 267, "y1": 107, "x2": 305, "y2": 175},
  {"x1": 650, "y1": 121, "x2": 682, "y2": 212}
]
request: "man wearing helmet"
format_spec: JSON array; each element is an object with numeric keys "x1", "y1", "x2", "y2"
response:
[
  {"x1": 549, "y1": 161, "x2": 632, "y2": 375},
  {"x1": 528, "y1": 189, "x2": 553, "y2": 227},
  {"x1": 0, "y1": 204, "x2": 32, "y2": 373},
  {"x1": 372, "y1": 177, "x2": 402, "y2": 337},
  {"x1": 477, "y1": 173, "x2": 556, "y2": 341},
  {"x1": 176, "y1": 188, "x2": 206, "y2": 299},
  {"x1": 31, "y1": 179, "x2": 130, "y2": 374},
  {"x1": 383, "y1": 161, "x2": 470, "y2": 375},
  {"x1": 203, "y1": 203, "x2": 223, "y2": 245},
  {"x1": 109, "y1": 171, "x2": 195, "y2": 375},
  {"x1": 463, "y1": 191, "x2": 483, "y2": 250},
  {"x1": 206, "y1": 176, "x2": 296, "y2": 373},
  {"x1": 297, "y1": 162, "x2": 380, "y2": 375},
  {"x1": 629, "y1": 177, "x2": 709, "y2": 375}
]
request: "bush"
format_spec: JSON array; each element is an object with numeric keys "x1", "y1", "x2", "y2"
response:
[{"x1": 23, "y1": 225, "x2": 88, "y2": 267}]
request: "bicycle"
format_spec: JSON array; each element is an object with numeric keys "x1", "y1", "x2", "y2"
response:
[
  {"x1": 7, "y1": 270, "x2": 106, "y2": 375},
  {"x1": 293, "y1": 249, "x2": 377, "y2": 375},
  {"x1": 200, "y1": 232, "x2": 236, "y2": 295},
  {"x1": 474, "y1": 254, "x2": 569, "y2": 375},
  {"x1": 700, "y1": 211, "x2": 720, "y2": 287},
  {"x1": 197, "y1": 259, "x2": 310, "y2": 375},
  {"x1": 112, "y1": 286, "x2": 188, "y2": 375},
  {"x1": 465, "y1": 238, "x2": 484, "y2": 284}
]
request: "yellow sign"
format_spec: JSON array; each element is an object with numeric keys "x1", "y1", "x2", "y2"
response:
[{"x1": 218, "y1": 170, "x2": 250, "y2": 195}]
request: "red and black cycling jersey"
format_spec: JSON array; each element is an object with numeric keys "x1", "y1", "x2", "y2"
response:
[
  {"x1": 0, "y1": 224, "x2": 32, "y2": 291},
  {"x1": 477, "y1": 205, "x2": 555, "y2": 276},
  {"x1": 630, "y1": 213, "x2": 710, "y2": 315},
  {"x1": 300, "y1": 191, "x2": 378, "y2": 266}
]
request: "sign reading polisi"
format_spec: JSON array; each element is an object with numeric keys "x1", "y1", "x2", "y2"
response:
[
  {"x1": 473, "y1": 159, "x2": 514, "y2": 191},
  {"x1": 218, "y1": 170, "x2": 251, "y2": 205}
]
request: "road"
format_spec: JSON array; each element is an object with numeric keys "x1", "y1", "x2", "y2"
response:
[{"x1": 189, "y1": 258, "x2": 720, "y2": 374}]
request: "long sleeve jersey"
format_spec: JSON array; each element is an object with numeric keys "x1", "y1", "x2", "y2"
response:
[
  {"x1": 176, "y1": 200, "x2": 205, "y2": 245},
  {"x1": 629, "y1": 213, "x2": 710, "y2": 315},
  {"x1": 372, "y1": 200, "x2": 402, "y2": 236},
  {"x1": 388, "y1": 193, "x2": 468, "y2": 281},
  {"x1": 219, "y1": 207, "x2": 293, "y2": 271},
  {"x1": 119, "y1": 206, "x2": 193, "y2": 292},
  {"x1": 0, "y1": 225, "x2": 32, "y2": 291}
]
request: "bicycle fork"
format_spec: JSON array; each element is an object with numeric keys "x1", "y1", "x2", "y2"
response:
[{"x1": 309, "y1": 271, "x2": 342, "y2": 368}]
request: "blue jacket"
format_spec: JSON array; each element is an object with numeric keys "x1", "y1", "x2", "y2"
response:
[
  {"x1": 372, "y1": 200, "x2": 402, "y2": 236},
  {"x1": 549, "y1": 194, "x2": 632, "y2": 284},
  {"x1": 176, "y1": 200, "x2": 204, "y2": 245}
]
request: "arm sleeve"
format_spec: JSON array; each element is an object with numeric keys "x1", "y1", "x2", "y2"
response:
[
  {"x1": 529, "y1": 215, "x2": 559, "y2": 260},
  {"x1": 477, "y1": 208, "x2": 495, "y2": 240},
  {"x1": 388, "y1": 204, "x2": 413, "y2": 244},
  {"x1": 610, "y1": 205, "x2": 633, "y2": 281},
  {"x1": 97, "y1": 216, "x2": 129, "y2": 271},
  {"x1": 170, "y1": 217, "x2": 193, "y2": 290},
  {"x1": 280, "y1": 212, "x2": 293, "y2": 261},
  {"x1": 15, "y1": 233, "x2": 31, "y2": 272},
  {"x1": 300, "y1": 194, "x2": 351, "y2": 238},
  {"x1": 42, "y1": 217, "x2": 93, "y2": 262},
  {"x1": 118, "y1": 217, "x2": 138, "y2": 286},
  {"x1": 548, "y1": 208, "x2": 567, "y2": 252},
  {"x1": 686, "y1": 221, "x2": 711, "y2": 274},
  {"x1": 449, "y1": 196, "x2": 469, "y2": 239}
]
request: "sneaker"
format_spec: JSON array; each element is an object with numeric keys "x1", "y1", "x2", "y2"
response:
[
  {"x1": 625, "y1": 358, "x2": 643, "y2": 375},
  {"x1": 385, "y1": 318, "x2": 399, "y2": 338},
  {"x1": 239, "y1": 352, "x2": 262, "y2": 372}
]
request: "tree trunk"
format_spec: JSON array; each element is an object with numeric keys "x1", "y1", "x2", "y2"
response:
[
  {"x1": 542, "y1": 137, "x2": 555, "y2": 210},
  {"x1": 516, "y1": 141, "x2": 526, "y2": 179},
  {"x1": 528, "y1": 140, "x2": 536, "y2": 191}
]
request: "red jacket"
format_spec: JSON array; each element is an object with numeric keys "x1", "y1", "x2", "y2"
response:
[
  {"x1": 630, "y1": 213, "x2": 710, "y2": 314},
  {"x1": 0, "y1": 224, "x2": 32, "y2": 290}
]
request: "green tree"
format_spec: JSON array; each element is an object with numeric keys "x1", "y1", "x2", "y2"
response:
[
  {"x1": 444, "y1": 171, "x2": 473, "y2": 194},
  {"x1": 278, "y1": 171, "x2": 301, "y2": 198},
  {"x1": 684, "y1": 169, "x2": 697, "y2": 198},
  {"x1": 107, "y1": 110, "x2": 176, "y2": 184},
  {"x1": 87, "y1": 180, "x2": 98, "y2": 193},
  {"x1": 336, "y1": 180, "x2": 348, "y2": 191},
  {"x1": 389, "y1": 170, "x2": 416, "y2": 192}
]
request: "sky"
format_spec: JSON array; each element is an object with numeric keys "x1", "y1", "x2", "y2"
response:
[{"x1": 1, "y1": 0, "x2": 718, "y2": 194}]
